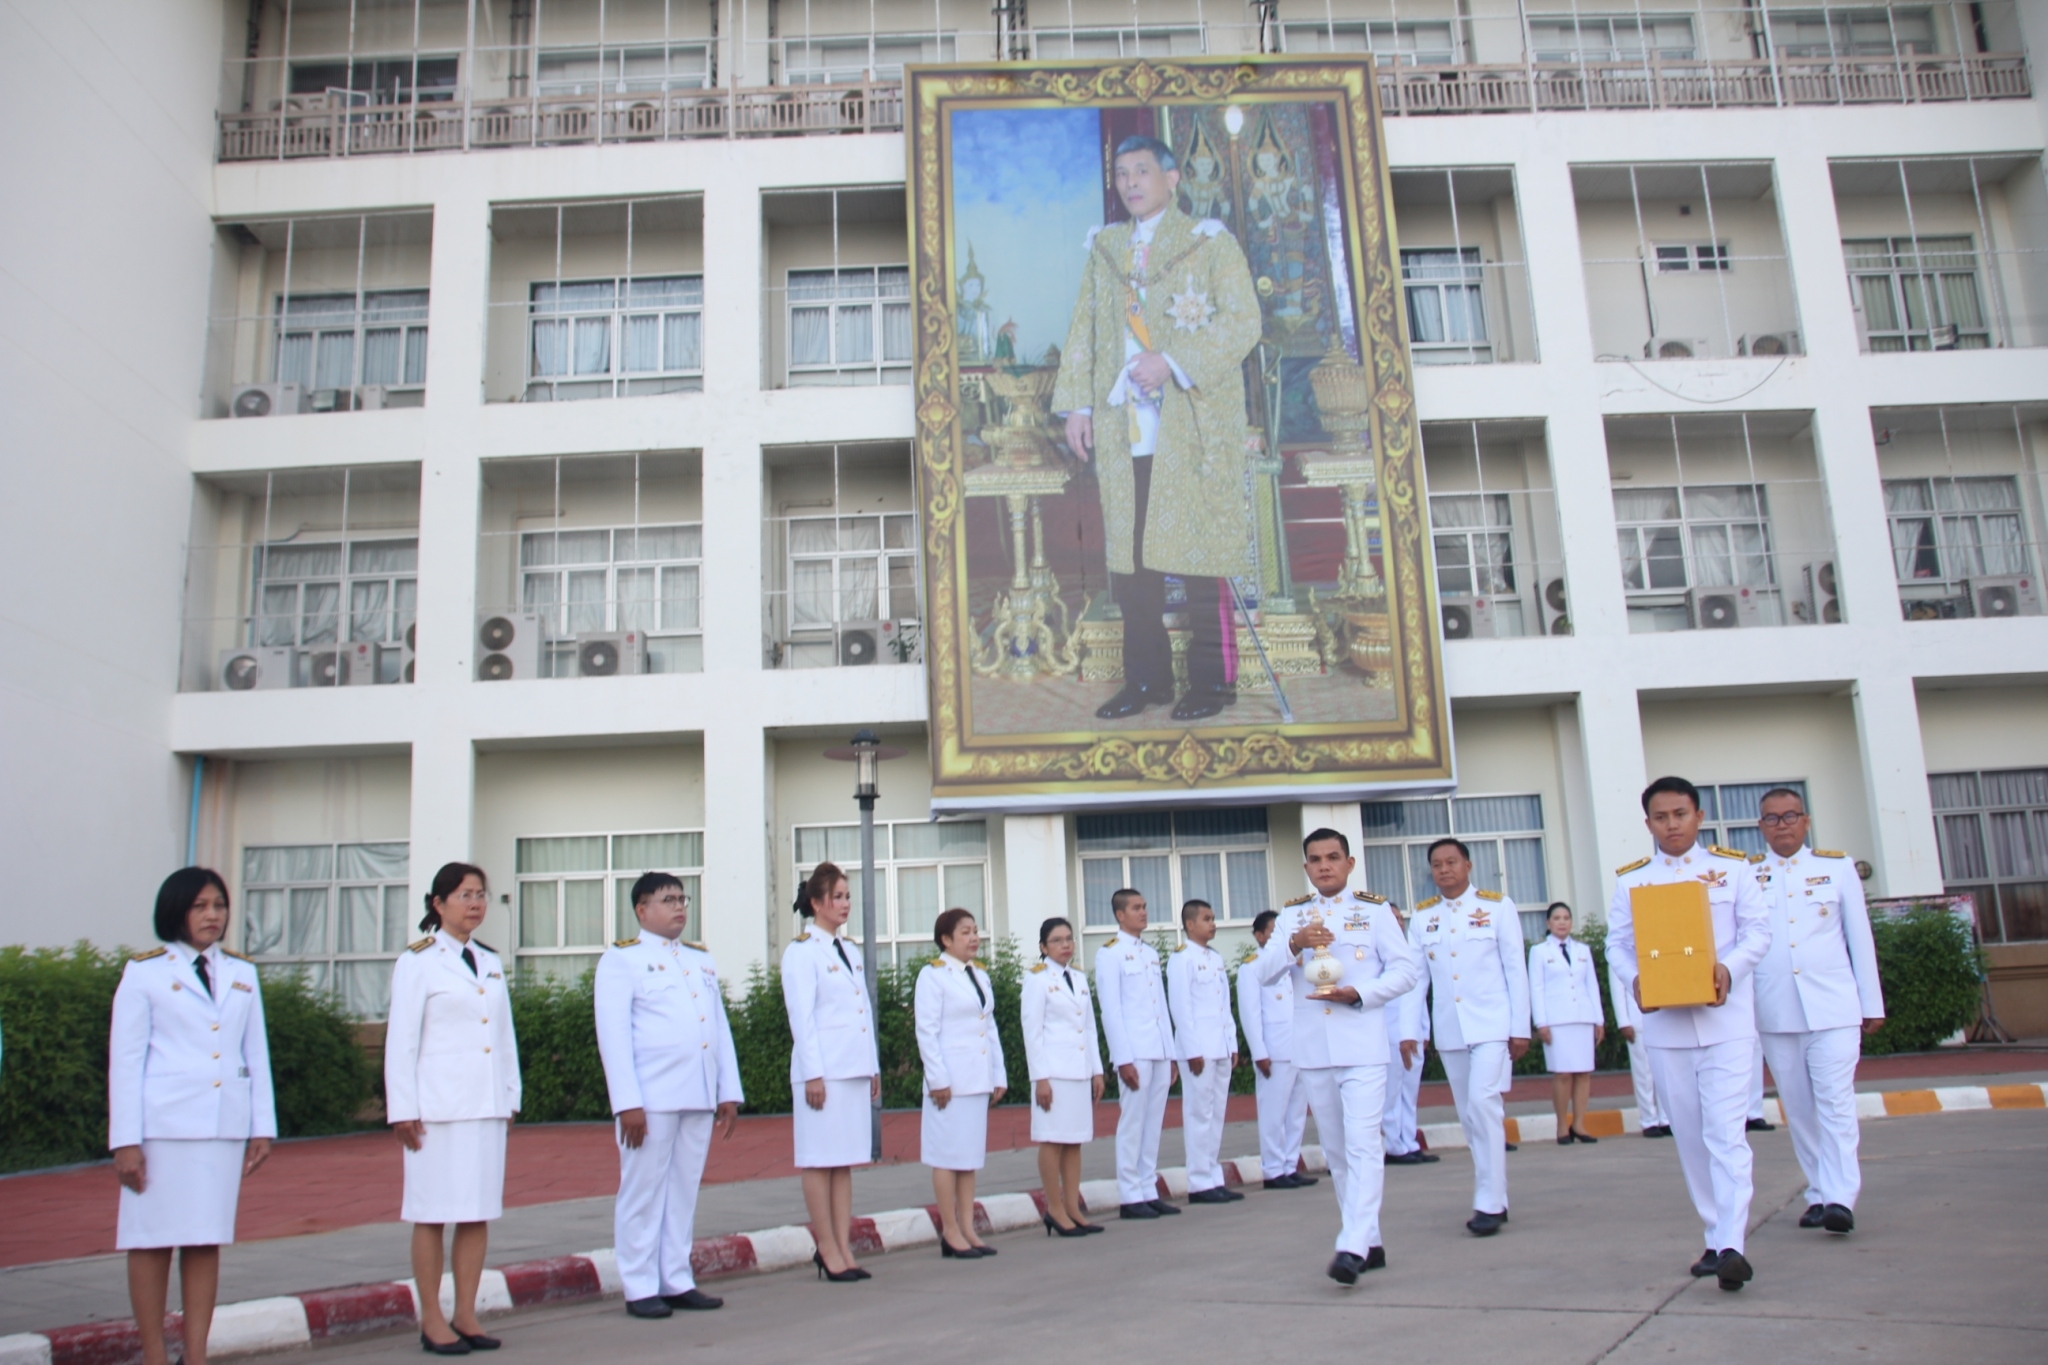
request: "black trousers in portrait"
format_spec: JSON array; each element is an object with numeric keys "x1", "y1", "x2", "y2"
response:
[{"x1": 1112, "y1": 455, "x2": 1229, "y2": 695}]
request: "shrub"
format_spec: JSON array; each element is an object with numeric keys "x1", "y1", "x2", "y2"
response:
[
  {"x1": 0, "y1": 943, "x2": 124, "y2": 1173},
  {"x1": 259, "y1": 971, "x2": 374, "y2": 1136},
  {"x1": 1864, "y1": 904, "x2": 1982, "y2": 1055},
  {"x1": 507, "y1": 966, "x2": 609, "y2": 1123}
]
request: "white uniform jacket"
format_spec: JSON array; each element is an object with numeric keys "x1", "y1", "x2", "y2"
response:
[
  {"x1": 915, "y1": 956, "x2": 1006, "y2": 1095},
  {"x1": 1094, "y1": 931, "x2": 1171, "y2": 1067},
  {"x1": 1167, "y1": 942, "x2": 1236, "y2": 1061},
  {"x1": 1021, "y1": 960, "x2": 1103, "y2": 1082},
  {"x1": 1529, "y1": 935, "x2": 1604, "y2": 1029},
  {"x1": 1236, "y1": 956, "x2": 1296, "y2": 1064},
  {"x1": 1606, "y1": 846, "x2": 1770, "y2": 1050},
  {"x1": 1751, "y1": 848, "x2": 1884, "y2": 1033},
  {"x1": 595, "y1": 935, "x2": 744, "y2": 1115},
  {"x1": 384, "y1": 931, "x2": 521, "y2": 1124},
  {"x1": 1409, "y1": 889, "x2": 1532, "y2": 1047},
  {"x1": 1253, "y1": 888, "x2": 1422, "y2": 1068},
  {"x1": 108, "y1": 943, "x2": 277, "y2": 1149},
  {"x1": 780, "y1": 929, "x2": 881, "y2": 1084}
]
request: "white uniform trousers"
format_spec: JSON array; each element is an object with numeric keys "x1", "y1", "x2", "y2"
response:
[
  {"x1": 1300, "y1": 1063, "x2": 1389, "y2": 1255},
  {"x1": 1115, "y1": 1059, "x2": 1173, "y2": 1205},
  {"x1": 1182, "y1": 1058, "x2": 1232, "y2": 1193},
  {"x1": 614, "y1": 1110, "x2": 713, "y2": 1302},
  {"x1": 1255, "y1": 1060, "x2": 1311, "y2": 1178},
  {"x1": 1627, "y1": 1039, "x2": 1665, "y2": 1130},
  {"x1": 1440, "y1": 1042, "x2": 1510, "y2": 1216},
  {"x1": 1749, "y1": 1040, "x2": 1767, "y2": 1121},
  {"x1": 1650, "y1": 1039, "x2": 1756, "y2": 1254},
  {"x1": 1760, "y1": 1027, "x2": 1863, "y2": 1209},
  {"x1": 1380, "y1": 1043, "x2": 1423, "y2": 1157}
]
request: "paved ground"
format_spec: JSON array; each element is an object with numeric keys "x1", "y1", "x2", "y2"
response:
[{"x1": 289, "y1": 1107, "x2": 2048, "y2": 1365}]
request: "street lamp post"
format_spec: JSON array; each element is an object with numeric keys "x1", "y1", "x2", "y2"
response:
[{"x1": 823, "y1": 727, "x2": 905, "y2": 1162}]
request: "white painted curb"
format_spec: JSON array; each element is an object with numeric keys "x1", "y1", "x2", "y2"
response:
[
  {"x1": 0, "y1": 1334, "x2": 52, "y2": 1365},
  {"x1": 869, "y1": 1206, "x2": 936, "y2": 1251},
  {"x1": 744, "y1": 1224, "x2": 818, "y2": 1273},
  {"x1": 206, "y1": 1297, "x2": 310, "y2": 1356},
  {"x1": 580, "y1": 1247, "x2": 622, "y2": 1296},
  {"x1": 978, "y1": 1192, "x2": 1043, "y2": 1232}
]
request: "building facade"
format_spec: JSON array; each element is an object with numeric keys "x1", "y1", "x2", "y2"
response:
[{"x1": 6, "y1": 0, "x2": 2048, "y2": 1031}]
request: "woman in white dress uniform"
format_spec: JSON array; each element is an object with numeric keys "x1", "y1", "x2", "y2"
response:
[
  {"x1": 111, "y1": 869, "x2": 276, "y2": 1365},
  {"x1": 915, "y1": 909, "x2": 1008, "y2": 1258},
  {"x1": 385, "y1": 863, "x2": 520, "y2": 1354},
  {"x1": 1020, "y1": 917, "x2": 1105, "y2": 1238},
  {"x1": 1529, "y1": 902, "x2": 1605, "y2": 1144},
  {"x1": 781, "y1": 862, "x2": 881, "y2": 1282}
]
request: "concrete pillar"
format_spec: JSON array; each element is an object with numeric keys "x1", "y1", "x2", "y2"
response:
[
  {"x1": 1002, "y1": 813, "x2": 1070, "y2": 943},
  {"x1": 414, "y1": 191, "x2": 489, "y2": 687},
  {"x1": 1574, "y1": 683, "x2": 1650, "y2": 921},
  {"x1": 703, "y1": 722, "x2": 771, "y2": 974},
  {"x1": 1852, "y1": 675, "x2": 1944, "y2": 897},
  {"x1": 407, "y1": 730, "x2": 477, "y2": 939}
]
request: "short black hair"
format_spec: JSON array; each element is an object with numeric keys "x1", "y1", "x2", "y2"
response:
[
  {"x1": 154, "y1": 867, "x2": 229, "y2": 945},
  {"x1": 1038, "y1": 916, "x2": 1072, "y2": 948},
  {"x1": 1426, "y1": 836, "x2": 1471, "y2": 862},
  {"x1": 1303, "y1": 827, "x2": 1351, "y2": 857},
  {"x1": 1546, "y1": 901, "x2": 1573, "y2": 921},
  {"x1": 632, "y1": 871, "x2": 685, "y2": 907},
  {"x1": 934, "y1": 906, "x2": 976, "y2": 948},
  {"x1": 1758, "y1": 786, "x2": 1806, "y2": 812},
  {"x1": 1251, "y1": 909, "x2": 1278, "y2": 934},
  {"x1": 1113, "y1": 134, "x2": 1177, "y2": 171},
  {"x1": 1641, "y1": 776, "x2": 1702, "y2": 813},
  {"x1": 1111, "y1": 887, "x2": 1145, "y2": 916},
  {"x1": 1180, "y1": 899, "x2": 1213, "y2": 926}
]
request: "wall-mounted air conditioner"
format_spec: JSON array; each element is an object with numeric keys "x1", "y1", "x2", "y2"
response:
[
  {"x1": 305, "y1": 643, "x2": 374, "y2": 687},
  {"x1": 400, "y1": 622, "x2": 416, "y2": 683},
  {"x1": 230, "y1": 383, "x2": 304, "y2": 418},
  {"x1": 355, "y1": 385, "x2": 391, "y2": 411},
  {"x1": 1689, "y1": 585, "x2": 1767, "y2": 630},
  {"x1": 1645, "y1": 336, "x2": 1709, "y2": 360},
  {"x1": 576, "y1": 630, "x2": 648, "y2": 677},
  {"x1": 1738, "y1": 331, "x2": 1801, "y2": 357},
  {"x1": 1929, "y1": 323, "x2": 1960, "y2": 350},
  {"x1": 219, "y1": 645, "x2": 293, "y2": 691},
  {"x1": 1439, "y1": 597, "x2": 1501, "y2": 640},
  {"x1": 1802, "y1": 562, "x2": 1841, "y2": 625},
  {"x1": 1544, "y1": 579, "x2": 1570, "y2": 635},
  {"x1": 1968, "y1": 574, "x2": 2043, "y2": 619},
  {"x1": 476, "y1": 613, "x2": 545, "y2": 680},
  {"x1": 307, "y1": 387, "x2": 354, "y2": 413},
  {"x1": 835, "y1": 620, "x2": 885, "y2": 666},
  {"x1": 884, "y1": 618, "x2": 923, "y2": 664}
]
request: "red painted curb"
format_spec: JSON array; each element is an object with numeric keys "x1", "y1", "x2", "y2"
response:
[
  {"x1": 688, "y1": 1231, "x2": 757, "y2": 1280},
  {"x1": 502, "y1": 1255, "x2": 602, "y2": 1308},
  {"x1": 301, "y1": 1281, "x2": 418, "y2": 1342},
  {"x1": 42, "y1": 1316, "x2": 178, "y2": 1365},
  {"x1": 847, "y1": 1216, "x2": 883, "y2": 1256}
]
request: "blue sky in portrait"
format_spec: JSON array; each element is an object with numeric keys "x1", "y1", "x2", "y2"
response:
[{"x1": 950, "y1": 106, "x2": 1105, "y2": 363}]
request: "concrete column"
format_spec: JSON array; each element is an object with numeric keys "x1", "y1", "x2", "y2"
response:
[
  {"x1": 1574, "y1": 683, "x2": 1650, "y2": 920},
  {"x1": 699, "y1": 164, "x2": 766, "y2": 679},
  {"x1": 1852, "y1": 674, "x2": 1944, "y2": 897},
  {"x1": 1002, "y1": 813, "x2": 1070, "y2": 940},
  {"x1": 703, "y1": 721, "x2": 771, "y2": 974},
  {"x1": 414, "y1": 191, "x2": 490, "y2": 687},
  {"x1": 408, "y1": 730, "x2": 477, "y2": 938},
  {"x1": 1298, "y1": 801, "x2": 1366, "y2": 896}
]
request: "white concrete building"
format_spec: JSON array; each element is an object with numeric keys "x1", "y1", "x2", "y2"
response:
[{"x1": 5, "y1": 0, "x2": 2047, "y2": 1030}]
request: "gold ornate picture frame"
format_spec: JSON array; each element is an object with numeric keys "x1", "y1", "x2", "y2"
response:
[{"x1": 908, "y1": 56, "x2": 1450, "y2": 810}]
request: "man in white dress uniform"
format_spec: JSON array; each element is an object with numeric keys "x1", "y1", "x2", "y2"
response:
[
  {"x1": 1169, "y1": 899, "x2": 1244, "y2": 1204},
  {"x1": 1607, "y1": 776, "x2": 1772, "y2": 1293},
  {"x1": 1254, "y1": 829, "x2": 1421, "y2": 1285},
  {"x1": 1383, "y1": 906, "x2": 1436, "y2": 1166},
  {"x1": 1750, "y1": 788, "x2": 1885, "y2": 1235},
  {"x1": 1610, "y1": 948, "x2": 1669, "y2": 1137},
  {"x1": 1095, "y1": 888, "x2": 1182, "y2": 1219},
  {"x1": 1405, "y1": 838, "x2": 1531, "y2": 1235},
  {"x1": 596, "y1": 874, "x2": 743, "y2": 1318},
  {"x1": 1240, "y1": 911, "x2": 1317, "y2": 1190}
]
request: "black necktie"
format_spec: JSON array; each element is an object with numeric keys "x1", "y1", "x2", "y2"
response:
[
  {"x1": 461, "y1": 947, "x2": 477, "y2": 976},
  {"x1": 1063, "y1": 968, "x2": 1076, "y2": 995},
  {"x1": 1558, "y1": 940, "x2": 1570, "y2": 966},
  {"x1": 967, "y1": 965, "x2": 986, "y2": 1010},
  {"x1": 833, "y1": 938, "x2": 853, "y2": 972},
  {"x1": 194, "y1": 955, "x2": 212, "y2": 998}
]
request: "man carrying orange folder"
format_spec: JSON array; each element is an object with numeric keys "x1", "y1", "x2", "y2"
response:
[{"x1": 1605, "y1": 776, "x2": 1772, "y2": 1293}]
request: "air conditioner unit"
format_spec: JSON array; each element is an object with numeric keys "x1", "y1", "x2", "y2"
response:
[
  {"x1": 305, "y1": 645, "x2": 362, "y2": 687},
  {"x1": 307, "y1": 387, "x2": 354, "y2": 413},
  {"x1": 1738, "y1": 331, "x2": 1802, "y2": 357},
  {"x1": 836, "y1": 620, "x2": 885, "y2": 666},
  {"x1": 1802, "y1": 561, "x2": 1841, "y2": 625},
  {"x1": 218, "y1": 645, "x2": 293, "y2": 691},
  {"x1": 1439, "y1": 597, "x2": 1501, "y2": 640},
  {"x1": 476, "y1": 613, "x2": 545, "y2": 681},
  {"x1": 576, "y1": 630, "x2": 648, "y2": 677},
  {"x1": 1645, "y1": 336, "x2": 1710, "y2": 360},
  {"x1": 230, "y1": 383, "x2": 304, "y2": 418},
  {"x1": 1929, "y1": 323, "x2": 1960, "y2": 350},
  {"x1": 1689, "y1": 585, "x2": 1768, "y2": 630},
  {"x1": 1968, "y1": 574, "x2": 2043, "y2": 619},
  {"x1": 355, "y1": 385, "x2": 391, "y2": 411},
  {"x1": 400, "y1": 621, "x2": 416, "y2": 683},
  {"x1": 883, "y1": 618, "x2": 924, "y2": 664},
  {"x1": 343, "y1": 640, "x2": 379, "y2": 686}
]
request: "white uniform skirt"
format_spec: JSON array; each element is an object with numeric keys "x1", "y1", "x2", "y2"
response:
[
  {"x1": 1543, "y1": 1023, "x2": 1596, "y2": 1075},
  {"x1": 401, "y1": 1118, "x2": 508, "y2": 1224},
  {"x1": 921, "y1": 1091, "x2": 991, "y2": 1171},
  {"x1": 792, "y1": 1078, "x2": 873, "y2": 1169},
  {"x1": 1030, "y1": 1078, "x2": 1095, "y2": 1145},
  {"x1": 117, "y1": 1138, "x2": 246, "y2": 1249}
]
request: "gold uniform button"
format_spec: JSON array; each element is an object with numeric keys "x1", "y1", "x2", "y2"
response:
[
  {"x1": 1455, "y1": 997, "x2": 1462, "y2": 1003},
  {"x1": 210, "y1": 1024, "x2": 219, "y2": 1032},
  {"x1": 212, "y1": 1052, "x2": 220, "y2": 1059},
  {"x1": 484, "y1": 1046, "x2": 492, "y2": 1053},
  {"x1": 1793, "y1": 968, "x2": 1800, "y2": 975},
  {"x1": 702, "y1": 1042, "x2": 709, "y2": 1049},
  {"x1": 1323, "y1": 1007, "x2": 1332, "y2": 1015}
]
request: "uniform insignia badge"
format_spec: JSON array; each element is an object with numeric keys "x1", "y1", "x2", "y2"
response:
[
  {"x1": 1697, "y1": 869, "x2": 1727, "y2": 888},
  {"x1": 1815, "y1": 848, "x2": 1848, "y2": 859},
  {"x1": 1819, "y1": 908, "x2": 1830, "y2": 916},
  {"x1": 232, "y1": 979, "x2": 252, "y2": 992},
  {"x1": 1416, "y1": 896, "x2": 1442, "y2": 911},
  {"x1": 1426, "y1": 919, "x2": 1440, "y2": 932},
  {"x1": 1806, "y1": 876, "x2": 1832, "y2": 886},
  {"x1": 1475, "y1": 889, "x2": 1503, "y2": 902},
  {"x1": 488, "y1": 971, "x2": 502, "y2": 979},
  {"x1": 1167, "y1": 283, "x2": 1214, "y2": 331},
  {"x1": 1029, "y1": 963, "x2": 1046, "y2": 973},
  {"x1": 1757, "y1": 873, "x2": 1772, "y2": 885},
  {"x1": 1354, "y1": 948, "x2": 1366, "y2": 961},
  {"x1": 1471, "y1": 916, "x2": 1491, "y2": 928}
]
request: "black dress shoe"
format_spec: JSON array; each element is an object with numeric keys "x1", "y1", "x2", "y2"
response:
[
  {"x1": 1466, "y1": 1211, "x2": 1506, "y2": 1237},
  {"x1": 973, "y1": 1244, "x2": 997, "y2": 1256},
  {"x1": 1327, "y1": 1251, "x2": 1366, "y2": 1285},
  {"x1": 1570, "y1": 1129, "x2": 1598, "y2": 1144},
  {"x1": 1504, "y1": 1143, "x2": 1518, "y2": 1152},
  {"x1": 1095, "y1": 683, "x2": 1165, "y2": 719},
  {"x1": 1385, "y1": 1150, "x2": 1426, "y2": 1165},
  {"x1": 420, "y1": 1334, "x2": 473, "y2": 1355},
  {"x1": 1362, "y1": 1246, "x2": 1387, "y2": 1271},
  {"x1": 1188, "y1": 1187, "x2": 1234, "y2": 1203},
  {"x1": 1798, "y1": 1203, "x2": 1827, "y2": 1229},
  {"x1": 662, "y1": 1289, "x2": 723, "y2": 1310},
  {"x1": 1716, "y1": 1248, "x2": 1753, "y2": 1292},
  {"x1": 456, "y1": 1333, "x2": 500, "y2": 1351},
  {"x1": 1170, "y1": 685, "x2": 1235, "y2": 722},
  {"x1": 1822, "y1": 1204, "x2": 1855, "y2": 1234},
  {"x1": 1292, "y1": 1171, "x2": 1320, "y2": 1184},
  {"x1": 1642, "y1": 1125, "x2": 1672, "y2": 1138},
  {"x1": 1746, "y1": 1117, "x2": 1776, "y2": 1132},
  {"x1": 1690, "y1": 1249, "x2": 1721, "y2": 1277},
  {"x1": 1148, "y1": 1198, "x2": 1182, "y2": 1215},
  {"x1": 625, "y1": 1298, "x2": 672, "y2": 1319},
  {"x1": 1222, "y1": 1188, "x2": 1246, "y2": 1201},
  {"x1": 1412, "y1": 1152, "x2": 1438, "y2": 1164},
  {"x1": 1119, "y1": 1202, "x2": 1159, "y2": 1219},
  {"x1": 1264, "y1": 1175, "x2": 1300, "y2": 1190}
]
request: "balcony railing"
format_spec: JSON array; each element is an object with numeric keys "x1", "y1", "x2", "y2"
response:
[{"x1": 218, "y1": 53, "x2": 2028, "y2": 162}]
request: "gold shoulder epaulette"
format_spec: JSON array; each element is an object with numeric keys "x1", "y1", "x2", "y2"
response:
[
  {"x1": 1283, "y1": 894, "x2": 1312, "y2": 906},
  {"x1": 794, "y1": 930, "x2": 811, "y2": 943},
  {"x1": 1415, "y1": 896, "x2": 1442, "y2": 911},
  {"x1": 408, "y1": 937, "x2": 435, "y2": 953},
  {"x1": 1709, "y1": 845, "x2": 1747, "y2": 861},
  {"x1": 682, "y1": 939, "x2": 707, "y2": 952},
  {"x1": 1173, "y1": 942, "x2": 1188, "y2": 952},
  {"x1": 1748, "y1": 853, "x2": 1765, "y2": 864},
  {"x1": 1354, "y1": 890, "x2": 1387, "y2": 903},
  {"x1": 973, "y1": 959, "x2": 987, "y2": 970},
  {"x1": 613, "y1": 937, "x2": 639, "y2": 948},
  {"x1": 219, "y1": 946, "x2": 251, "y2": 961},
  {"x1": 1616, "y1": 856, "x2": 1651, "y2": 875},
  {"x1": 1029, "y1": 962, "x2": 1047, "y2": 973},
  {"x1": 929, "y1": 956, "x2": 944, "y2": 967},
  {"x1": 130, "y1": 946, "x2": 166, "y2": 962},
  {"x1": 1815, "y1": 848, "x2": 1848, "y2": 859},
  {"x1": 1475, "y1": 889, "x2": 1503, "y2": 902}
]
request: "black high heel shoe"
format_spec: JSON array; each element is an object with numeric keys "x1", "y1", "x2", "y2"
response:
[
  {"x1": 1043, "y1": 1213, "x2": 1089, "y2": 1239},
  {"x1": 939, "y1": 1238, "x2": 983, "y2": 1259},
  {"x1": 455, "y1": 1332, "x2": 500, "y2": 1351},
  {"x1": 813, "y1": 1250, "x2": 864, "y2": 1282},
  {"x1": 420, "y1": 1333, "x2": 472, "y2": 1356}
]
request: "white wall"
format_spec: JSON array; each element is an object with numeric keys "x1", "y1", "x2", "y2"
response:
[{"x1": 1917, "y1": 685, "x2": 2048, "y2": 773}]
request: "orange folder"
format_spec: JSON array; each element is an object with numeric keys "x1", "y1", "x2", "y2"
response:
[{"x1": 1630, "y1": 881, "x2": 1718, "y2": 1009}]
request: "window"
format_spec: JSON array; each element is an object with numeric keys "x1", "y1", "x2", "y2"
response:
[
  {"x1": 242, "y1": 842, "x2": 410, "y2": 1019},
  {"x1": 535, "y1": 44, "x2": 712, "y2": 95},
  {"x1": 517, "y1": 831, "x2": 704, "y2": 981},
  {"x1": 1529, "y1": 14, "x2": 1696, "y2": 62},
  {"x1": 1076, "y1": 809, "x2": 1273, "y2": 938},
  {"x1": 1359, "y1": 796, "x2": 1551, "y2": 941},
  {"x1": 275, "y1": 290, "x2": 428, "y2": 397},
  {"x1": 787, "y1": 268, "x2": 912, "y2": 381},
  {"x1": 1690, "y1": 781, "x2": 1810, "y2": 859},
  {"x1": 289, "y1": 57, "x2": 458, "y2": 105},
  {"x1": 1884, "y1": 477, "x2": 2028, "y2": 589},
  {"x1": 793, "y1": 821, "x2": 989, "y2": 964},
  {"x1": 788, "y1": 513, "x2": 918, "y2": 634},
  {"x1": 1280, "y1": 21, "x2": 1456, "y2": 64},
  {"x1": 520, "y1": 523, "x2": 702, "y2": 673},
  {"x1": 782, "y1": 33, "x2": 954, "y2": 83},
  {"x1": 252, "y1": 536, "x2": 418, "y2": 683},
  {"x1": 1769, "y1": 8, "x2": 1938, "y2": 58},
  {"x1": 1430, "y1": 494, "x2": 1516, "y2": 600},
  {"x1": 1845, "y1": 238, "x2": 1989, "y2": 351},
  {"x1": 1654, "y1": 243, "x2": 1730, "y2": 273},
  {"x1": 1931, "y1": 769, "x2": 2048, "y2": 942},
  {"x1": 1032, "y1": 26, "x2": 1207, "y2": 59},
  {"x1": 1402, "y1": 248, "x2": 1491, "y2": 363},
  {"x1": 1615, "y1": 485, "x2": 1773, "y2": 594},
  {"x1": 528, "y1": 275, "x2": 703, "y2": 400}
]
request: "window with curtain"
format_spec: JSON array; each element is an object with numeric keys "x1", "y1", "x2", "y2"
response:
[
  {"x1": 1401, "y1": 248, "x2": 1490, "y2": 364},
  {"x1": 1528, "y1": 15, "x2": 1697, "y2": 62},
  {"x1": 534, "y1": 43, "x2": 713, "y2": 95},
  {"x1": 1930, "y1": 768, "x2": 2048, "y2": 943},
  {"x1": 1689, "y1": 780, "x2": 1809, "y2": 860},
  {"x1": 1279, "y1": 20, "x2": 1456, "y2": 64},
  {"x1": 1429, "y1": 493, "x2": 1515, "y2": 598},
  {"x1": 781, "y1": 32, "x2": 956, "y2": 83},
  {"x1": 516, "y1": 830, "x2": 705, "y2": 982},
  {"x1": 1845, "y1": 237, "x2": 1990, "y2": 352},
  {"x1": 519, "y1": 523, "x2": 703, "y2": 668},
  {"x1": 1075, "y1": 808, "x2": 1271, "y2": 944},
  {"x1": 1031, "y1": 26, "x2": 1208, "y2": 59},
  {"x1": 528, "y1": 275, "x2": 704, "y2": 400},
  {"x1": 793, "y1": 820, "x2": 988, "y2": 964},
  {"x1": 242, "y1": 841, "x2": 411, "y2": 1019},
  {"x1": 785, "y1": 513, "x2": 918, "y2": 632},
  {"x1": 253, "y1": 537, "x2": 418, "y2": 658},
  {"x1": 275, "y1": 290, "x2": 429, "y2": 393},
  {"x1": 1881, "y1": 476, "x2": 2028, "y2": 589},
  {"x1": 1770, "y1": 8, "x2": 1937, "y2": 58},
  {"x1": 1360, "y1": 794, "x2": 1551, "y2": 941},
  {"x1": 786, "y1": 267, "x2": 913, "y2": 379},
  {"x1": 1613, "y1": 485, "x2": 1773, "y2": 594}
]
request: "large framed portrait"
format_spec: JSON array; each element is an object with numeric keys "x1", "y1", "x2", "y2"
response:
[{"x1": 907, "y1": 56, "x2": 1450, "y2": 811}]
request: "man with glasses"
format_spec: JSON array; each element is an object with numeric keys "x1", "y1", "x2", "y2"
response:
[{"x1": 1749, "y1": 790, "x2": 1884, "y2": 1236}]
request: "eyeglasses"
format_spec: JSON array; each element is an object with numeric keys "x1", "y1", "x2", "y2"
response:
[
  {"x1": 1757, "y1": 813, "x2": 1806, "y2": 828},
  {"x1": 649, "y1": 894, "x2": 689, "y2": 907}
]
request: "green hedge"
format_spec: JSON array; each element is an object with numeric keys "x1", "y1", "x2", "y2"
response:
[
  {"x1": 1863, "y1": 905, "x2": 1982, "y2": 1054},
  {"x1": 0, "y1": 944, "x2": 375, "y2": 1174}
]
